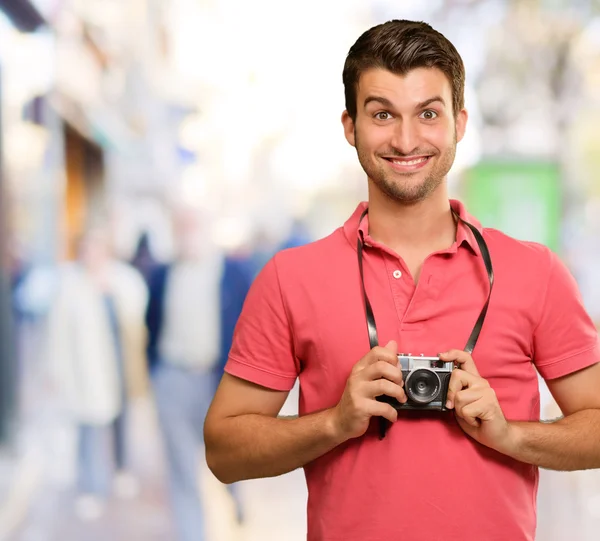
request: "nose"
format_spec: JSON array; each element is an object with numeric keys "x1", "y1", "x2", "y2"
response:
[{"x1": 390, "y1": 119, "x2": 420, "y2": 156}]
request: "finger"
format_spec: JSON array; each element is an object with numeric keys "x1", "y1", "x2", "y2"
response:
[
  {"x1": 384, "y1": 340, "x2": 398, "y2": 356},
  {"x1": 354, "y1": 345, "x2": 399, "y2": 372},
  {"x1": 453, "y1": 388, "x2": 484, "y2": 420},
  {"x1": 453, "y1": 388, "x2": 483, "y2": 411},
  {"x1": 459, "y1": 399, "x2": 490, "y2": 427},
  {"x1": 363, "y1": 361, "x2": 404, "y2": 385},
  {"x1": 439, "y1": 350, "x2": 480, "y2": 376},
  {"x1": 445, "y1": 369, "x2": 479, "y2": 408},
  {"x1": 366, "y1": 379, "x2": 407, "y2": 402},
  {"x1": 463, "y1": 388, "x2": 499, "y2": 422},
  {"x1": 368, "y1": 401, "x2": 398, "y2": 424},
  {"x1": 364, "y1": 379, "x2": 407, "y2": 403}
]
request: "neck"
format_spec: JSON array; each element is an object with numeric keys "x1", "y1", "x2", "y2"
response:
[{"x1": 367, "y1": 183, "x2": 456, "y2": 254}]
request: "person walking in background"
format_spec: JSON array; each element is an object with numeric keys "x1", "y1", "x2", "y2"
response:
[
  {"x1": 130, "y1": 231, "x2": 160, "y2": 289},
  {"x1": 131, "y1": 230, "x2": 165, "y2": 376},
  {"x1": 46, "y1": 228, "x2": 149, "y2": 520},
  {"x1": 148, "y1": 208, "x2": 243, "y2": 541}
]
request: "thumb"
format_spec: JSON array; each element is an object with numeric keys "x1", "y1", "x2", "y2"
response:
[{"x1": 384, "y1": 340, "x2": 398, "y2": 355}]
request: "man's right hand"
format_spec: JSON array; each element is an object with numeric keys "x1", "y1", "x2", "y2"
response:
[{"x1": 331, "y1": 340, "x2": 406, "y2": 440}]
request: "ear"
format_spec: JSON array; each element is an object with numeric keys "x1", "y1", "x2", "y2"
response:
[
  {"x1": 341, "y1": 110, "x2": 356, "y2": 147},
  {"x1": 455, "y1": 108, "x2": 468, "y2": 143}
]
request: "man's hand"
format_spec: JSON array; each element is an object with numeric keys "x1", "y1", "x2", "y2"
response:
[
  {"x1": 441, "y1": 350, "x2": 517, "y2": 455},
  {"x1": 332, "y1": 340, "x2": 407, "y2": 440}
]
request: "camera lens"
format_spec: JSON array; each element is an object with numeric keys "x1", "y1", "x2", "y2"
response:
[{"x1": 405, "y1": 368, "x2": 441, "y2": 404}]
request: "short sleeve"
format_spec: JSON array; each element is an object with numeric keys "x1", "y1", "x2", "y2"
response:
[
  {"x1": 533, "y1": 250, "x2": 600, "y2": 380},
  {"x1": 224, "y1": 257, "x2": 299, "y2": 391}
]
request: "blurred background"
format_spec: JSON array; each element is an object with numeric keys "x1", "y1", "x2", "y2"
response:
[{"x1": 0, "y1": 0, "x2": 599, "y2": 539}]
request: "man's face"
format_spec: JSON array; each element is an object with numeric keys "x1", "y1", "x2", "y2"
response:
[{"x1": 342, "y1": 67, "x2": 467, "y2": 204}]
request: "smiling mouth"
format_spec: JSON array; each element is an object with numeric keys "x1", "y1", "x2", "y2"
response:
[{"x1": 383, "y1": 156, "x2": 432, "y2": 171}]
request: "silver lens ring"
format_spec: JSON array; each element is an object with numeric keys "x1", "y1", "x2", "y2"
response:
[{"x1": 405, "y1": 368, "x2": 441, "y2": 404}]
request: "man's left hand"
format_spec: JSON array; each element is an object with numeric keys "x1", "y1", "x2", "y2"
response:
[{"x1": 440, "y1": 349, "x2": 517, "y2": 455}]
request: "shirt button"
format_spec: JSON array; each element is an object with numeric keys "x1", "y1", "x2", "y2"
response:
[{"x1": 392, "y1": 270, "x2": 402, "y2": 279}]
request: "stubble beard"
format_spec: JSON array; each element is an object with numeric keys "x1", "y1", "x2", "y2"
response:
[{"x1": 356, "y1": 131, "x2": 457, "y2": 205}]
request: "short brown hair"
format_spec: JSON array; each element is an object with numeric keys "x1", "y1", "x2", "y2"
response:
[{"x1": 343, "y1": 20, "x2": 465, "y2": 121}]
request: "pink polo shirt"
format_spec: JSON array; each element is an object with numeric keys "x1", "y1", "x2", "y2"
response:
[{"x1": 226, "y1": 200, "x2": 599, "y2": 541}]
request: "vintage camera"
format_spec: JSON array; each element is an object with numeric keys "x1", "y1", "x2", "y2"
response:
[{"x1": 378, "y1": 354, "x2": 455, "y2": 411}]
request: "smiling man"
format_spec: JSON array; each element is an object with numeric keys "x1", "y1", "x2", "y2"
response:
[{"x1": 204, "y1": 20, "x2": 600, "y2": 541}]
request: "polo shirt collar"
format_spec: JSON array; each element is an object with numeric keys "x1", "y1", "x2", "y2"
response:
[{"x1": 343, "y1": 199, "x2": 483, "y2": 255}]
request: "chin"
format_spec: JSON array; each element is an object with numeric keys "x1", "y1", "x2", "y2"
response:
[{"x1": 380, "y1": 177, "x2": 440, "y2": 203}]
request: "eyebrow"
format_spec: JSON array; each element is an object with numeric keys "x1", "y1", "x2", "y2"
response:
[
  {"x1": 363, "y1": 96, "x2": 394, "y2": 109},
  {"x1": 416, "y1": 96, "x2": 446, "y2": 109},
  {"x1": 363, "y1": 95, "x2": 446, "y2": 110}
]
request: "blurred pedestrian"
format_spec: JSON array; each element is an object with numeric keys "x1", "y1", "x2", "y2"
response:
[
  {"x1": 149, "y1": 209, "x2": 243, "y2": 541},
  {"x1": 46, "y1": 228, "x2": 149, "y2": 520}
]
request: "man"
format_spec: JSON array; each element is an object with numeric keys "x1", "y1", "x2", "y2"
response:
[{"x1": 204, "y1": 20, "x2": 600, "y2": 541}]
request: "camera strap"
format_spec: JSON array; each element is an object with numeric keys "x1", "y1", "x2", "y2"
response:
[{"x1": 356, "y1": 206, "x2": 494, "y2": 438}]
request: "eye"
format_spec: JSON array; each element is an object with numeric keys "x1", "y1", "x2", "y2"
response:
[
  {"x1": 374, "y1": 111, "x2": 392, "y2": 121},
  {"x1": 420, "y1": 110, "x2": 438, "y2": 120}
]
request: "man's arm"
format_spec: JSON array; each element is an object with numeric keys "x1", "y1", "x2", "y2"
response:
[
  {"x1": 443, "y1": 350, "x2": 600, "y2": 471},
  {"x1": 204, "y1": 343, "x2": 406, "y2": 484},
  {"x1": 498, "y1": 248, "x2": 600, "y2": 471},
  {"x1": 506, "y1": 361, "x2": 600, "y2": 471},
  {"x1": 204, "y1": 373, "x2": 344, "y2": 484}
]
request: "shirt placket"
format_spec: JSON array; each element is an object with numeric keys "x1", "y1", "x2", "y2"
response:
[{"x1": 383, "y1": 252, "x2": 415, "y2": 327}]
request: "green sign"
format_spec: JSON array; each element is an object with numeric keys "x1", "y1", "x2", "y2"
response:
[{"x1": 463, "y1": 161, "x2": 562, "y2": 252}]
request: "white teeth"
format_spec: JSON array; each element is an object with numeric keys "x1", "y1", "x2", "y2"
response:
[{"x1": 391, "y1": 157, "x2": 428, "y2": 166}]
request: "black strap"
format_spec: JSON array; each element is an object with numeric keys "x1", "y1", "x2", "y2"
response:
[
  {"x1": 357, "y1": 209, "x2": 379, "y2": 350},
  {"x1": 453, "y1": 210, "x2": 494, "y2": 354},
  {"x1": 356, "y1": 206, "x2": 494, "y2": 438}
]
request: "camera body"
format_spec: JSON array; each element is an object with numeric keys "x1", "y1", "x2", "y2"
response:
[{"x1": 378, "y1": 354, "x2": 455, "y2": 411}]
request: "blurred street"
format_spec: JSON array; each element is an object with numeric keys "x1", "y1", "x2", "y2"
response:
[{"x1": 7, "y1": 392, "x2": 308, "y2": 541}]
